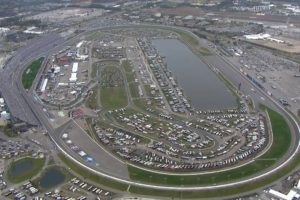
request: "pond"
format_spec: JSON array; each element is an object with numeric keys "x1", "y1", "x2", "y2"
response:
[
  {"x1": 39, "y1": 167, "x2": 66, "y2": 189},
  {"x1": 152, "y1": 39, "x2": 236, "y2": 110},
  {"x1": 8, "y1": 159, "x2": 33, "y2": 178}
]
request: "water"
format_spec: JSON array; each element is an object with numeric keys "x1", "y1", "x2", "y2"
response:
[
  {"x1": 152, "y1": 39, "x2": 236, "y2": 110},
  {"x1": 39, "y1": 168, "x2": 65, "y2": 189},
  {"x1": 9, "y1": 159, "x2": 33, "y2": 178}
]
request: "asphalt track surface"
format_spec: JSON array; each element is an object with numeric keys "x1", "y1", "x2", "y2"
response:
[
  {"x1": 0, "y1": 33, "x2": 64, "y2": 125},
  {"x1": 0, "y1": 17, "x2": 128, "y2": 125},
  {"x1": 54, "y1": 120, "x2": 129, "y2": 179},
  {"x1": 1, "y1": 23, "x2": 300, "y2": 192}
]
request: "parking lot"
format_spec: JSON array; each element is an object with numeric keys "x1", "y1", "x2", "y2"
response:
[{"x1": 228, "y1": 43, "x2": 300, "y2": 115}]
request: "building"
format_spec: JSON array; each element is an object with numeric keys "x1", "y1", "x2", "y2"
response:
[
  {"x1": 268, "y1": 189, "x2": 300, "y2": 200},
  {"x1": 69, "y1": 73, "x2": 77, "y2": 82},
  {"x1": 0, "y1": 111, "x2": 10, "y2": 120}
]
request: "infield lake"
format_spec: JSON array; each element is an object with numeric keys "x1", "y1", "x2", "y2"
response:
[{"x1": 152, "y1": 39, "x2": 236, "y2": 110}]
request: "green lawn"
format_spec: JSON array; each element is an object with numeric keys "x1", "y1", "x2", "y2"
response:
[
  {"x1": 133, "y1": 99, "x2": 149, "y2": 110},
  {"x1": 58, "y1": 153, "x2": 128, "y2": 191},
  {"x1": 123, "y1": 60, "x2": 135, "y2": 83},
  {"x1": 6, "y1": 157, "x2": 45, "y2": 183},
  {"x1": 3, "y1": 124, "x2": 18, "y2": 137},
  {"x1": 91, "y1": 63, "x2": 99, "y2": 79},
  {"x1": 123, "y1": 61, "x2": 136, "y2": 83},
  {"x1": 100, "y1": 86, "x2": 128, "y2": 110},
  {"x1": 101, "y1": 65, "x2": 123, "y2": 87},
  {"x1": 126, "y1": 72, "x2": 135, "y2": 83},
  {"x1": 57, "y1": 146, "x2": 300, "y2": 199},
  {"x1": 260, "y1": 106, "x2": 291, "y2": 159},
  {"x1": 197, "y1": 47, "x2": 212, "y2": 56},
  {"x1": 22, "y1": 57, "x2": 44, "y2": 90},
  {"x1": 128, "y1": 160, "x2": 274, "y2": 186},
  {"x1": 129, "y1": 152, "x2": 300, "y2": 199},
  {"x1": 128, "y1": 106, "x2": 292, "y2": 186},
  {"x1": 123, "y1": 60, "x2": 132, "y2": 73},
  {"x1": 92, "y1": 61, "x2": 120, "y2": 79},
  {"x1": 129, "y1": 83, "x2": 139, "y2": 99},
  {"x1": 85, "y1": 87, "x2": 100, "y2": 110},
  {"x1": 86, "y1": 31, "x2": 102, "y2": 40}
]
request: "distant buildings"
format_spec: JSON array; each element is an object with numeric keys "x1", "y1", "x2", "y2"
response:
[
  {"x1": 0, "y1": 27, "x2": 10, "y2": 35},
  {"x1": 0, "y1": 97, "x2": 11, "y2": 124},
  {"x1": 23, "y1": 27, "x2": 44, "y2": 35},
  {"x1": 269, "y1": 188, "x2": 300, "y2": 200}
]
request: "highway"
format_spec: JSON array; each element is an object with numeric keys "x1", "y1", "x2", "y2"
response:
[{"x1": 1, "y1": 21, "x2": 300, "y2": 194}]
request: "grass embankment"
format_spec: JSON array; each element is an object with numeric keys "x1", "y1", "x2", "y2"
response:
[
  {"x1": 22, "y1": 57, "x2": 44, "y2": 90},
  {"x1": 130, "y1": 151, "x2": 300, "y2": 199},
  {"x1": 128, "y1": 106, "x2": 292, "y2": 186},
  {"x1": 58, "y1": 153, "x2": 128, "y2": 191},
  {"x1": 215, "y1": 68, "x2": 239, "y2": 96},
  {"x1": 6, "y1": 157, "x2": 45, "y2": 183},
  {"x1": 174, "y1": 30, "x2": 199, "y2": 46},
  {"x1": 260, "y1": 106, "x2": 291, "y2": 159},
  {"x1": 174, "y1": 29, "x2": 212, "y2": 56}
]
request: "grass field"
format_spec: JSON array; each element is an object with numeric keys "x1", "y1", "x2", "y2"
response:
[
  {"x1": 123, "y1": 60, "x2": 132, "y2": 74},
  {"x1": 129, "y1": 83, "x2": 139, "y2": 99},
  {"x1": 128, "y1": 160, "x2": 274, "y2": 186},
  {"x1": 260, "y1": 106, "x2": 291, "y2": 159},
  {"x1": 133, "y1": 99, "x2": 149, "y2": 110},
  {"x1": 58, "y1": 153, "x2": 128, "y2": 191},
  {"x1": 123, "y1": 60, "x2": 136, "y2": 83},
  {"x1": 92, "y1": 61, "x2": 120, "y2": 79},
  {"x1": 91, "y1": 63, "x2": 99, "y2": 79},
  {"x1": 3, "y1": 124, "x2": 18, "y2": 137},
  {"x1": 100, "y1": 86, "x2": 128, "y2": 110},
  {"x1": 101, "y1": 65, "x2": 123, "y2": 87},
  {"x1": 128, "y1": 106, "x2": 292, "y2": 186},
  {"x1": 57, "y1": 145, "x2": 300, "y2": 200},
  {"x1": 85, "y1": 87, "x2": 100, "y2": 110},
  {"x1": 86, "y1": 31, "x2": 102, "y2": 41},
  {"x1": 129, "y1": 149, "x2": 300, "y2": 199},
  {"x1": 6, "y1": 157, "x2": 45, "y2": 183},
  {"x1": 126, "y1": 72, "x2": 135, "y2": 83},
  {"x1": 22, "y1": 57, "x2": 44, "y2": 90}
]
